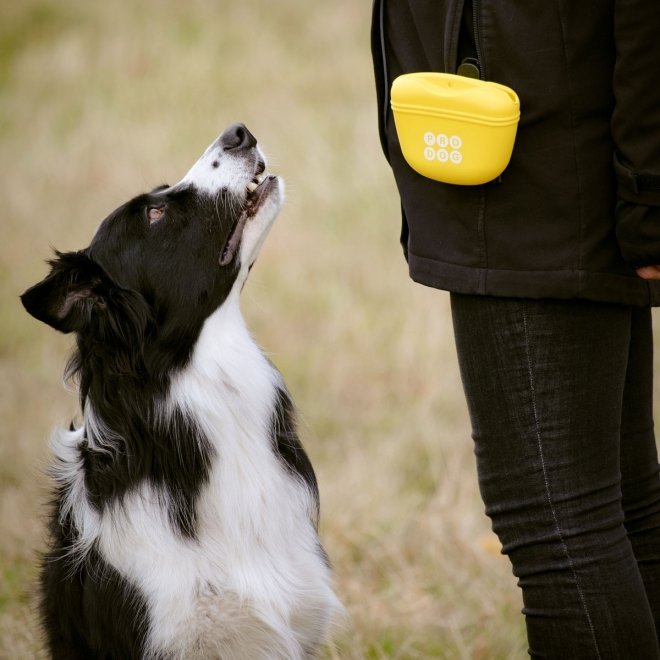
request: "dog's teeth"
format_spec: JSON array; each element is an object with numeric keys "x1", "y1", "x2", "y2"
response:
[
  {"x1": 256, "y1": 172, "x2": 267, "y2": 184},
  {"x1": 246, "y1": 181, "x2": 258, "y2": 193}
]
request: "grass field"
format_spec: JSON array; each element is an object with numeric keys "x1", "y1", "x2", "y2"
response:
[{"x1": 2, "y1": 1, "x2": 537, "y2": 657}]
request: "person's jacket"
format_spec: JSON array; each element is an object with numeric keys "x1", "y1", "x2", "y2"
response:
[{"x1": 372, "y1": 0, "x2": 660, "y2": 305}]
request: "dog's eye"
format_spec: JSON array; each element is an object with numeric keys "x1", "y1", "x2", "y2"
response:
[{"x1": 147, "y1": 206, "x2": 165, "y2": 225}]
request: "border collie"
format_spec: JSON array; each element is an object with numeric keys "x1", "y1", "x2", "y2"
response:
[{"x1": 21, "y1": 123, "x2": 341, "y2": 659}]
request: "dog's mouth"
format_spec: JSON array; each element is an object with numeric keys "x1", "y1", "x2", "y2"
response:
[{"x1": 220, "y1": 173, "x2": 277, "y2": 267}]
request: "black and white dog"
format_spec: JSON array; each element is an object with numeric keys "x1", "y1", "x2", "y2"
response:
[{"x1": 21, "y1": 124, "x2": 341, "y2": 659}]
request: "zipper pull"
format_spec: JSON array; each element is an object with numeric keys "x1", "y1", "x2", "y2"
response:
[{"x1": 457, "y1": 57, "x2": 481, "y2": 79}]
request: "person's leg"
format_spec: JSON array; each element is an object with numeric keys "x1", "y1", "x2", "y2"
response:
[
  {"x1": 450, "y1": 294, "x2": 659, "y2": 659},
  {"x1": 620, "y1": 307, "x2": 660, "y2": 639}
]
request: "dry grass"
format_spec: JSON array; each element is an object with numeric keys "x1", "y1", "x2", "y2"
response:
[{"x1": 0, "y1": 1, "x2": 532, "y2": 657}]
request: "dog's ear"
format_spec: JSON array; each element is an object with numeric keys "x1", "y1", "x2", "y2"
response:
[{"x1": 20, "y1": 251, "x2": 114, "y2": 334}]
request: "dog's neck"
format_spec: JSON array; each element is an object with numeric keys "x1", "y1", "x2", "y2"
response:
[{"x1": 167, "y1": 288, "x2": 281, "y2": 440}]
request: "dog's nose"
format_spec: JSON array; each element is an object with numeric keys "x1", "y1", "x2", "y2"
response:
[{"x1": 219, "y1": 123, "x2": 257, "y2": 151}]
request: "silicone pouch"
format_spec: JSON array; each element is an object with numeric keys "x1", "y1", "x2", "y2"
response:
[{"x1": 391, "y1": 72, "x2": 520, "y2": 185}]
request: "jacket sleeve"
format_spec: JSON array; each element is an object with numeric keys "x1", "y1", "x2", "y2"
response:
[{"x1": 612, "y1": 0, "x2": 660, "y2": 266}]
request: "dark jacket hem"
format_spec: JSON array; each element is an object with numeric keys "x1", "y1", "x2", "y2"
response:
[{"x1": 408, "y1": 252, "x2": 660, "y2": 307}]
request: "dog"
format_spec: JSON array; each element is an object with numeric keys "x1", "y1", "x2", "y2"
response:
[{"x1": 21, "y1": 123, "x2": 341, "y2": 659}]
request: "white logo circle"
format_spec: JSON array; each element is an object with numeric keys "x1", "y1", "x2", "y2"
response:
[
  {"x1": 450, "y1": 135, "x2": 462, "y2": 149},
  {"x1": 437, "y1": 149, "x2": 449, "y2": 162},
  {"x1": 450, "y1": 150, "x2": 463, "y2": 164},
  {"x1": 424, "y1": 132, "x2": 436, "y2": 146},
  {"x1": 436, "y1": 134, "x2": 449, "y2": 148},
  {"x1": 424, "y1": 147, "x2": 436, "y2": 161}
]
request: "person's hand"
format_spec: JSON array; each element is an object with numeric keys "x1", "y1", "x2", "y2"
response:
[{"x1": 636, "y1": 265, "x2": 660, "y2": 280}]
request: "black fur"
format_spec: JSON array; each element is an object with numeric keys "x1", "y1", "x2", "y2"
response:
[
  {"x1": 22, "y1": 185, "x2": 235, "y2": 539},
  {"x1": 272, "y1": 386, "x2": 320, "y2": 525},
  {"x1": 41, "y1": 536, "x2": 149, "y2": 659}
]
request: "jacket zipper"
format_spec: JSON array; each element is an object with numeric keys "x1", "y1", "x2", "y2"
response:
[
  {"x1": 472, "y1": 0, "x2": 484, "y2": 78},
  {"x1": 377, "y1": 0, "x2": 390, "y2": 143}
]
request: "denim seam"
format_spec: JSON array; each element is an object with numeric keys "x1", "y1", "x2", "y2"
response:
[{"x1": 521, "y1": 308, "x2": 602, "y2": 660}]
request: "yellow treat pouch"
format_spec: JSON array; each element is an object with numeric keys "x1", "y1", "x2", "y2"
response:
[{"x1": 391, "y1": 73, "x2": 520, "y2": 185}]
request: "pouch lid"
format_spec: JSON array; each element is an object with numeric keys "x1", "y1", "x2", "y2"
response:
[{"x1": 391, "y1": 73, "x2": 520, "y2": 126}]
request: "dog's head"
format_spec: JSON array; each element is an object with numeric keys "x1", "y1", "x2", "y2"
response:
[{"x1": 21, "y1": 123, "x2": 283, "y2": 376}]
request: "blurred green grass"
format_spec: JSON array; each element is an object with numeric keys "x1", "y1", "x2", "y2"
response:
[{"x1": 0, "y1": 1, "x2": 532, "y2": 657}]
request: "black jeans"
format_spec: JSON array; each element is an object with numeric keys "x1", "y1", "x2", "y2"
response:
[{"x1": 450, "y1": 295, "x2": 660, "y2": 659}]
